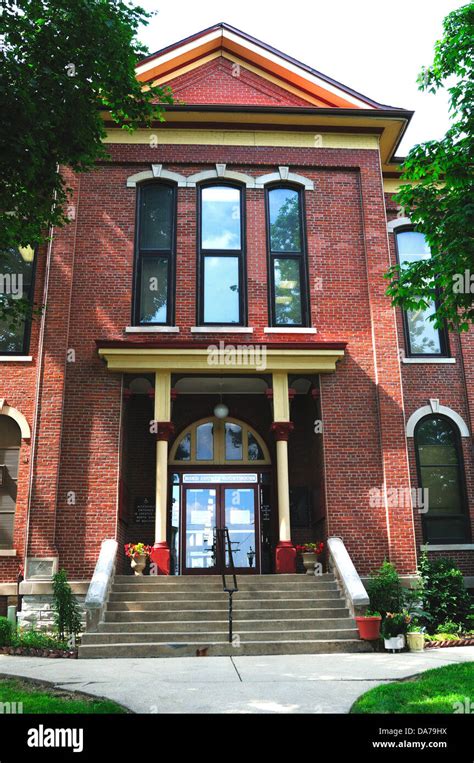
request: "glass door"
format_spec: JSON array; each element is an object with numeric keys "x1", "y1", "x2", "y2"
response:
[
  {"x1": 181, "y1": 480, "x2": 259, "y2": 574},
  {"x1": 223, "y1": 486, "x2": 258, "y2": 572},
  {"x1": 182, "y1": 486, "x2": 217, "y2": 573}
]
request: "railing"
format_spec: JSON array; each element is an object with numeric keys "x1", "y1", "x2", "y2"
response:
[
  {"x1": 215, "y1": 527, "x2": 239, "y2": 644},
  {"x1": 84, "y1": 539, "x2": 118, "y2": 632},
  {"x1": 327, "y1": 536, "x2": 369, "y2": 617}
]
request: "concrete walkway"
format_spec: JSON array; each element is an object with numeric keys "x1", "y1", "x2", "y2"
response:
[{"x1": 0, "y1": 647, "x2": 473, "y2": 714}]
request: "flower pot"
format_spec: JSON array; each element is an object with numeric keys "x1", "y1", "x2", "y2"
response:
[
  {"x1": 384, "y1": 634, "x2": 405, "y2": 652},
  {"x1": 355, "y1": 615, "x2": 382, "y2": 640},
  {"x1": 301, "y1": 552, "x2": 318, "y2": 575},
  {"x1": 130, "y1": 553, "x2": 147, "y2": 576},
  {"x1": 407, "y1": 632, "x2": 425, "y2": 652}
]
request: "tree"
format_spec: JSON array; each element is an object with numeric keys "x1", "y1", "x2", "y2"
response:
[
  {"x1": 0, "y1": 0, "x2": 173, "y2": 320},
  {"x1": 385, "y1": 3, "x2": 474, "y2": 332},
  {"x1": 52, "y1": 569, "x2": 83, "y2": 642}
]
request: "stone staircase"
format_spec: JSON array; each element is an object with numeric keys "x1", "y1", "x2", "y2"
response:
[{"x1": 78, "y1": 573, "x2": 372, "y2": 658}]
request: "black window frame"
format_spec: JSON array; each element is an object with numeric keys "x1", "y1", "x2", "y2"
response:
[
  {"x1": 197, "y1": 181, "x2": 247, "y2": 327},
  {"x1": 133, "y1": 180, "x2": 177, "y2": 327},
  {"x1": 414, "y1": 413, "x2": 471, "y2": 544},
  {"x1": 0, "y1": 245, "x2": 37, "y2": 356},
  {"x1": 394, "y1": 226, "x2": 449, "y2": 358},
  {"x1": 265, "y1": 183, "x2": 310, "y2": 328}
]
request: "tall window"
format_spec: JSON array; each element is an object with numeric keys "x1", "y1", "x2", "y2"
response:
[
  {"x1": 198, "y1": 184, "x2": 245, "y2": 325},
  {"x1": 266, "y1": 186, "x2": 309, "y2": 326},
  {"x1": 415, "y1": 415, "x2": 470, "y2": 543},
  {"x1": 134, "y1": 183, "x2": 176, "y2": 325},
  {"x1": 0, "y1": 245, "x2": 35, "y2": 354},
  {"x1": 395, "y1": 230, "x2": 448, "y2": 356},
  {"x1": 0, "y1": 415, "x2": 21, "y2": 549}
]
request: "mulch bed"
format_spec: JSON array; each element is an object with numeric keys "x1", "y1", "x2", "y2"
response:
[
  {"x1": 0, "y1": 646, "x2": 78, "y2": 658},
  {"x1": 424, "y1": 637, "x2": 474, "y2": 649}
]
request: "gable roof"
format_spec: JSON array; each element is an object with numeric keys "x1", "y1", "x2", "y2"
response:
[{"x1": 136, "y1": 22, "x2": 401, "y2": 111}]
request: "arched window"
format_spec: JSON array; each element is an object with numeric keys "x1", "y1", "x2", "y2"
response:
[
  {"x1": 169, "y1": 417, "x2": 270, "y2": 465},
  {"x1": 134, "y1": 182, "x2": 176, "y2": 326},
  {"x1": 266, "y1": 185, "x2": 309, "y2": 327},
  {"x1": 198, "y1": 184, "x2": 245, "y2": 325},
  {"x1": 0, "y1": 415, "x2": 21, "y2": 549},
  {"x1": 415, "y1": 415, "x2": 470, "y2": 543},
  {"x1": 395, "y1": 229, "x2": 448, "y2": 356}
]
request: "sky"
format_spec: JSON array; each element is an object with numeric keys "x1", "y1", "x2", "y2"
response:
[{"x1": 135, "y1": 0, "x2": 465, "y2": 156}]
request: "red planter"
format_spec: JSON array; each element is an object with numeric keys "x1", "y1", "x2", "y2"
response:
[{"x1": 355, "y1": 616, "x2": 382, "y2": 640}]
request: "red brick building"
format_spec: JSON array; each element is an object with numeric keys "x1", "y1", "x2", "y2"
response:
[{"x1": 1, "y1": 23, "x2": 473, "y2": 621}]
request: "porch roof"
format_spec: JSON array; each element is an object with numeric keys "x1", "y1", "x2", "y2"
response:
[{"x1": 96, "y1": 341, "x2": 346, "y2": 374}]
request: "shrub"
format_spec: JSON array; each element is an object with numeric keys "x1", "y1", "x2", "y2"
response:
[
  {"x1": 12, "y1": 627, "x2": 68, "y2": 651},
  {"x1": 52, "y1": 570, "x2": 83, "y2": 641},
  {"x1": 436, "y1": 620, "x2": 461, "y2": 636},
  {"x1": 0, "y1": 616, "x2": 13, "y2": 647},
  {"x1": 418, "y1": 553, "x2": 472, "y2": 634},
  {"x1": 367, "y1": 561, "x2": 405, "y2": 617}
]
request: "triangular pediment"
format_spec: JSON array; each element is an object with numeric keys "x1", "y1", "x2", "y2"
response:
[{"x1": 137, "y1": 22, "x2": 394, "y2": 110}]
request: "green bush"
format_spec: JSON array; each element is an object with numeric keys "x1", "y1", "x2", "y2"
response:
[
  {"x1": 52, "y1": 569, "x2": 83, "y2": 641},
  {"x1": 418, "y1": 553, "x2": 472, "y2": 634},
  {"x1": 12, "y1": 627, "x2": 68, "y2": 651},
  {"x1": 367, "y1": 561, "x2": 405, "y2": 616},
  {"x1": 0, "y1": 616, "x2": 13, "y2": 646},
  {"x1": 380, "y1": 612, "x2": 411, "y2": 639}
]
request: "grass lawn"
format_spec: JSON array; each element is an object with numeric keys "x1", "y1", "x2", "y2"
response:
[
  {"x1": 0, "y1": 677, "x2": 128, "y2": 714},
  {"x1": 351, "y1": 662, "x2": 474, "y2": 714}
]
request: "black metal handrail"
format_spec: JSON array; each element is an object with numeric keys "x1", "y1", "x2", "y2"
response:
[{"x1": 215, "y1": 527, "x2": 238, "y2": 644}]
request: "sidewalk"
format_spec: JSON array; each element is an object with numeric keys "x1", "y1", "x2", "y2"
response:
[{"x1": 0, "y1": 647, "x2": 473, "y2": 714}]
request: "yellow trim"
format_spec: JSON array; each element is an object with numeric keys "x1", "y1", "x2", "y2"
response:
[
  {"x1": 98, "y1": 347, "x2": 345, "y2": 374},
  {"x1": 105, "y1": 127, "x2": 379, "y2": 150},
  {"x1": 383, "y1": 178, "x2": 404, "y2": 195},
  {"x1": 169, "y1": 416, "x2": 271, "y2": 465}
]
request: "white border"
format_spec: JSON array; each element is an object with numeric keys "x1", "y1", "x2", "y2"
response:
[{"x1": 406, "y1": 403, "x2": 470, "y2": 437}]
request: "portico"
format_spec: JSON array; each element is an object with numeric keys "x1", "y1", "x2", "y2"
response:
[{"x1": 98, "y1": 342, "x2": 345, "y2": 574}]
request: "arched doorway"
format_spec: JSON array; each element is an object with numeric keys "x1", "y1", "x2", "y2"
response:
[{"x1": 169, "y1": 417, "x2": 272, "y2": 574}]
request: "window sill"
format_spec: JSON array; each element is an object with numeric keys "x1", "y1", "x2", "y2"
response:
[
  {"x1": 402, "y1": 357, "x2": 455, "y2": 364},
  {"x1": 420, "y1": 544, "x2": 474, "y2": 551},
  {"x1": 0, "y1": 356, "x2": 32, "y2": 362},
  {"x1": 125, "y1": 326, "x2": 180, "y2": 334},
  {"x1": 264, "y1": 327, "x2": 317, "y2": 334},
  {"x1": 190, "y1": 326, "x2": 254, "y2": 334},
  {"x1": 0, "y1": 549, "x2": 17, "y2": 557}
]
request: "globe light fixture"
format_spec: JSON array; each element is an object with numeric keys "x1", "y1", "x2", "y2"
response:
[{"x1": 213, "y1": 401, "x2": 229, "y2": 419}]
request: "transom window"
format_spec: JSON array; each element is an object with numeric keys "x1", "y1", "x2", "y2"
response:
[
  {"x1": 169, "y1": 418, "x2": 270, "y2": 465},
  {"x1": 395, "y1": 230, "x2": 448, "y2": 356},
  {"x1": 134, "y1": 182, "x2": 176, "y2": 326},
  {"x1": 266, "y1": 186, "x2": 309, "y2": 326},
  {"x1": 415, "y1": 415, "x2": 470, "y2": 543},
  {"x1": 0, "y1": 245, "x2": 36, "y2": 354},
  {"x1": 198, "y1": 184, "x2": 245, "y2": 325}
]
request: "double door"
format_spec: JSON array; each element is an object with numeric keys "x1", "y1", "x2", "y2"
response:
[{"x1": 182, "y1": 482, "x2": 259, "y2": 574}]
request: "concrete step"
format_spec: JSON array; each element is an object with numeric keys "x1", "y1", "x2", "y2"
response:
[
  {"x1": 97, "y1": 616, "x2": 355, "y2": 633},
  {"x1": 109, "y1": 588, "x2": 340, "y2": 602},
  {"x1": 104, "y1": 606, "x2": 348, "y2": 622},
  {"x1": 110, "y1": 582, "x2": 339, "y2": 595},
  {"x1": 113, "y1": 574, "x2": 335, "y2": 584},
  {"x1": 79, "y1": 639, "x2": 372, "y2": 659},
  {"x1": 82, "y1": 627, "x2": 359, "y2": 645},
  {"x1": 106, "y1": 597, "x2": 344, "y2": 612}
]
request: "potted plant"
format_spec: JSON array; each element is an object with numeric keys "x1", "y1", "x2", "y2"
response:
[
  {"x1": 381, "y1": 611, "x2": 411, "y2": 652},
  {"x1": 295, "y1": 542, "x2": 324, "y2": 575},
  {"x1": 355, "y1": 609, "x2": 382, "y2": 640},
  {"x1": 124, "y1": 543, "x2": 152, "y2": 576},
  {"x1": 406, "y1": 620, "x2": 425, "y2": 652}
]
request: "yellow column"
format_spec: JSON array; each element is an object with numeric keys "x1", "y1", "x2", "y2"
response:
[
  {"x1": 152, "y1": 372, "x2": 173, "y2": 574},
  {"x1": 271, "y1": 373, "x2": 295, "y2": 572}
]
